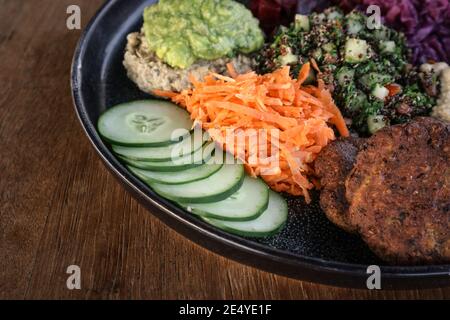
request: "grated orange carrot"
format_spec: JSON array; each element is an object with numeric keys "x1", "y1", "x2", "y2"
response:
[
  {"x1": 226, "y1": 62, "x2": 238, "y2": 78},
  {"x1": 152, "y1": 63, "x2": 349, "y2": 203},
  {"x1": 297, "y1": 62, "x2": 311, "y2": 86}
]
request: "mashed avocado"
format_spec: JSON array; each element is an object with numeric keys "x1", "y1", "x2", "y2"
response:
[{"x1": 143, "y1": 0, "x2": 264, "y2": 69}]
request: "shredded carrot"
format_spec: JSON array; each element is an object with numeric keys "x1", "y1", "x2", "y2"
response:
[
  {"x1": 226, "y1": 62, "x2": 238, "y2": 78},
  {"x1": 152, "y1": 62, "x2": 349, "y2": 203},
  {"x1": 297, "y1": 62, "x2": 310, "y2": 86},
  {"x1": 310, "y1": 58, "x2": 321, "y2": 74},
  {"x1": 151, "y1": 89, "x2": 177, "y2": 98}
]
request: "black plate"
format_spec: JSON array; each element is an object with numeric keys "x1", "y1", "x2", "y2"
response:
[{"x1": 71, "y1": 0, "x2": 450, "y2": 289}]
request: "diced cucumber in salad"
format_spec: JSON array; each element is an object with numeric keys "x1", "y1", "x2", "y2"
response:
[
  {"x1": 344, "y1": 38, "x2": 369, "y2": 64},
  {"x1": 294, "y1": 14, "x2": 310, "y2": 32},
  {"x1": 98, "y1": 100, "x2": 288, "y2": 237}
]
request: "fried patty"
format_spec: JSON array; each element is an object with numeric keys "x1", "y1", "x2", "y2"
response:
[
  {"x1": 346, "y1": 117, "x2": 450, "y2": 264},
  {"x1": 315, "y1": 137, "x2": 364, "y2": 233}
]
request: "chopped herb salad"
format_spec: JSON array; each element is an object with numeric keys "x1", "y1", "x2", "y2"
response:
[{"x1": 257, "y1": 7, "x2": 437, "y2": 134}]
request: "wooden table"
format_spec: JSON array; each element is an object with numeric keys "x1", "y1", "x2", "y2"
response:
[{"x1": 0, "y1": 0, "x2": 448, "y2": 300}]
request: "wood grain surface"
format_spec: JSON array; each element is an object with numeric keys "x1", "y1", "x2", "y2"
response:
[{"x1": 0, "y1": 0, "x2": 449, "y2": 300}]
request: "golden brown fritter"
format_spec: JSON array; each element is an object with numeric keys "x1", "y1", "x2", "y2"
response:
[
  {"x1": 315, "y1": 137, "x2": 364, "y2": 233},
  {"x1": 346, "y1": 117, "x2": 450, "y2": 265}
]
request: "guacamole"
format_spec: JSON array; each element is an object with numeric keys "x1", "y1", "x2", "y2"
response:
[{"x1": 143, "y1": 0, "x2": 264, "y2": 69}]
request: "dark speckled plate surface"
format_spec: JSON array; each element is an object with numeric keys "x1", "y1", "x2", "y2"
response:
[{"x1": 71, "y1": 0, "x2": 450, "y2": 289}]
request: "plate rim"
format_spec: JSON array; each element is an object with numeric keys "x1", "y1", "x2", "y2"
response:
[{"x1": 70, "y1": 0, "x2": 450, "y2": 289}]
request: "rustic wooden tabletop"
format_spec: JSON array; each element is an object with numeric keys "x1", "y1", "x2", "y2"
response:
[{"x1": 0, "y1": 0, "x2": 448, "y2": 300}]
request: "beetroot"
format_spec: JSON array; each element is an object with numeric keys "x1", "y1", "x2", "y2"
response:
[{"x1": 249, "y1": 0, "x2": 298, "y2": 35}]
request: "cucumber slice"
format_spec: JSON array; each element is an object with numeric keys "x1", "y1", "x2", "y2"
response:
[
  {"x1": 182, "y1": 176, "x2": 269, "y2": 221},
  {"x1": 128, "y1": 163, "x2": 223, "y2": 185},
  {"x1": 149, "y1": 164, "x2": 245, "y2": 203},
  {"x1": 112, "y1": 134, "x2": 205, "y2": 162},
  {"x1": 203, "y1": 191, "x2": 288, "y2": 238},
  {"x1": 98, "y1": 100, "x2": 192, "y2": 147},
  {"x1": 120, "y1": 142, "x2": 214, "y2": 172}
]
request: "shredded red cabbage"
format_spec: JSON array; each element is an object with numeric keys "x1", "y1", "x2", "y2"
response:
[{"x1": 336, "y1": 0, "x2": 450, "y2": 64}]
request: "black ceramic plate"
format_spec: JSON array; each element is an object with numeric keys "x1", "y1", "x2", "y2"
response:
[{"x1": 71, "y1": 0, "x2": 450, "y2": 289}]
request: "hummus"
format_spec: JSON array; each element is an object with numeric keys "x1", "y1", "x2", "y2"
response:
[
  {"x1": 433, "y1": 68, "x2": 450, "y2": 122},
  {"x1": 123, "y1": 32, "x2": 255, "y2": 93},
  {"x1": 421, "y1": 62, "x2": 450, "y2": 122}
]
